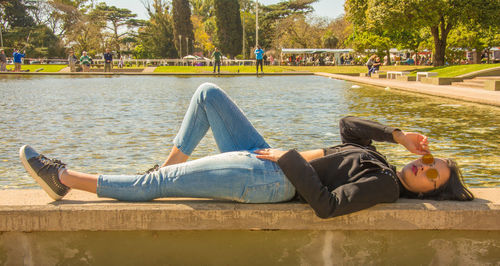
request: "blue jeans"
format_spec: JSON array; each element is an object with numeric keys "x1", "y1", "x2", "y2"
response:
[
  {"x1": 97, "y1": 83, "x2": 296, "y2": 203},
  {"x1": 213, "y1": 61, "x2": 220, "y2": 73}
]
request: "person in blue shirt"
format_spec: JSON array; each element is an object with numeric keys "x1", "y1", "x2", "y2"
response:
[
  {"x1": 13, "y1": 49, "x2": 26, "y2": 72},
  {"x1": 254, "y1": 45, "x2": 264, "y2": 74}
]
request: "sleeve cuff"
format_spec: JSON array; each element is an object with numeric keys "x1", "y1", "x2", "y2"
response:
[
  {"x1": 384, "y1": 127, "x2": 400, "y2": 143},
  {"x1": 277, "y1": 149, "x2": 303, "y2": 170}
]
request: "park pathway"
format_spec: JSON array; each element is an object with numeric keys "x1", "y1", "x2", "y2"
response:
[
  {"x1": 58, "y1": 66, "x2": 71, "y2": 72},
  {"x1": 142, "y1": 67, "x2": 156, "y2": 73},
  {"x1": 315, "y1": 72, "x2": 500, "y2": 107}
]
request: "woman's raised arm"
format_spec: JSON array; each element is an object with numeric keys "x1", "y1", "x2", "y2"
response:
[{"x1": 392, "y1": 130, "x2": 430, "y2": 155}]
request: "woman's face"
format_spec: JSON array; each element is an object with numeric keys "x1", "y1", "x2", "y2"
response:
[{"x1": 399, "y1": 157, "x2": 451, "y2": 193}]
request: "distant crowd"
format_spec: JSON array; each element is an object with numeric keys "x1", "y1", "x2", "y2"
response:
[
  {"x1": 1, "y1": 46, "x2": 496, "y2": 73},
  {"x1": 67, "y1": 48, "x2": 124, "y2": 73},
  {"x1": 0, "y1": 48, "x2": 125, "y2": 73},
  {"x1": 0, "y1": 48, "x2": 27, "y2": 72}
]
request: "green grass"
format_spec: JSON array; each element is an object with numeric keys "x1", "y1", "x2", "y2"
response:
[
  {"x1": 404, "y1": 63, "x2": 500, "y2": 77},
  {"x1": 154, "y1": 65, "x2": 294, "y2": 73},
  {"x1": 6, "y1": 64, "x2": 67, "y2": 72},
  {"x1": 6, "y1": 63, "x2": 499, "y2": 76},
  {"x1": 154, "y1": 65, "x2": 429, "y2": 74}
]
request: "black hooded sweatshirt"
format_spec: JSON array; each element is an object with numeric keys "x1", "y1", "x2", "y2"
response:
[{"x1": 277, "y1": 116, "x2": 412, "y2": 219}]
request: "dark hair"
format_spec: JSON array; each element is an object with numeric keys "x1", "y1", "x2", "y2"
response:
[{"x1": 418, "y1": 158, "x2": 474, "y2": 201}]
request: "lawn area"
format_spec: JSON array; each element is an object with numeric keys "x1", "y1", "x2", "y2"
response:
[
  {"x1": 5, "y1": 64, "x2": 67, "y2": 72},
  {"x1": 405, "y1": 63, "x2": 500, "y2": 77},
  {"x1": 154, "y1": 65, "x2": 428, "y2": 74},
  {"x1": 4, "y1": 63, "x2": 499, "y2": 76},
  {"x1": 154, "y1": 65, "x2": 297, "y2": 73}
]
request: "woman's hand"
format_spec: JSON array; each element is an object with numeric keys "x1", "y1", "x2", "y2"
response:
[
  {"x1": 255, "y1": 148, "x2": 286, "y2": 162},
  {"x1": 393, "y1": 130, "x2": 430, "y2": 155}
]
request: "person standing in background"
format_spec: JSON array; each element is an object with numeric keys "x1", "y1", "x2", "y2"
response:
[
  {"x1": 118, "y1": 54, "x2": 124, "y2": 69},
  {"x1": 13, "y1": 49, "x2": 25, "y2": 72},
  {"x1": 212, "y1": 47, "x2": 222, "y2": 74},
  {"x1": 80, "y1": 51, "x2": 92, "y2": 72},
  {"x1": 366, "y1": 54, "x2": 376, "y2": 77},
  {"x1": 0, "y1": 49, "x2": 7, "y2": 72},
  {"x1": 104, "y1": 49, "x2": 113, "y2": 72},
  {"x1": 68, "y1": 50, "x2": 78, "y2": 72},
  {"x1": 254, "y1": 45, "x2": 264, "y2": 74}
]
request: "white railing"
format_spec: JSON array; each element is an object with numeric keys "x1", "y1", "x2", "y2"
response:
[
  {"x1": 20, "y1": 58, "x2": 264, "y2": 67},
  {"x1": 92, "y1": 59, "x2": 259, "y2": 67}
]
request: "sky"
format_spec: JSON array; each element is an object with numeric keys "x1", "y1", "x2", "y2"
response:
[{"x1": 101, "y1": 0, "x2": 345, "y2": 20}]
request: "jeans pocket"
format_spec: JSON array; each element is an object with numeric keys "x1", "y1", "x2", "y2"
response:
[{"x1": 241, "y1": 182, "x2": 280, "y2": 203}]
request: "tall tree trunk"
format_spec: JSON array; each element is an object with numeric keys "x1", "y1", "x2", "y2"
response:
[
  {"x1": 431, "y1": 26, "x2": 445, "y2": 66},
  {"x1": 430, "y1": 17, "x2": 453, "y2": 66},
  {"x1": 432, "y1": 35, "x2": 446, "y2": 66},
  {"x1": 473, "y1": 50, "x2": 481, "y2": 64}
]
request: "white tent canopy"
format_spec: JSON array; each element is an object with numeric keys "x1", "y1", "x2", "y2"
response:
[
  {"x1": 280, "y1": 48, "x2": 354, "y2": 65},
  {"x1": 281, "y1": 48, "x2": 354, "y2": 54}
]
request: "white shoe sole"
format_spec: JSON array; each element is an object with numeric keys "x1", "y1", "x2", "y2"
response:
[{"x1": 19, "y1": 145, "x2": 65, "y2": 201}]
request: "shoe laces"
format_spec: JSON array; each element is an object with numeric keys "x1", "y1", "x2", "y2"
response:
[{"x1": 37, "y1": 155, "x2": 66, "y2": 173}]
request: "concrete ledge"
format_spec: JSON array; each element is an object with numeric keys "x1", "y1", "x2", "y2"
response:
[
  {"x1": 484, "y1": 80, "x2": 500, "y2": 91},
  {"x1": 396, "y1": 75, "x2": 416, "y2": 82},
  {"x1": 421, "y1": 77, "x2": 463, "y2": 85},
  {"x1": 359, "y1": 73, "x2": 386, "y2": 78},
  {"x1": 315, "y1": 72, "x2": 500, "y2": 107},
  {"x1": 0, "y1": 188, "x2": 498, "y2": 231},
  {"x1": 333, "y1": 73, "x2": 360, "y2": 77},
  {"x1": 372, "y1": 73, "x2": 387, "y2": 79}
]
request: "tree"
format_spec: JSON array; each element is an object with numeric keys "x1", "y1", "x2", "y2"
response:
[
  {"x1": 448, "y1": 23, "x2": 500, "y2": 64},
  {"x1": 190, "y1": 0, "x2": 217, "y2": 56},
  {"x1": 259, "y1": 0, "x2": 317, "y2": 49},
  {"x1": 66, "y1": 13, "x2": 105, "y2": 55},
  {"x1": 192, "y1": 15, "x2": 214, "y2": 55},
  {"x1": 322, "y1": 30, "x2": 339, "y2": 48},
  {"x1": 273, "y1": 15, "x2": 326, "y2": 49},
  {"x1": 27, "y1": 25, "x2": 66, "y2": 57},
  {"x1": 346, "y1": 0, "x2": 417, "y2": 65},
  {"x1": 172, "y1": 0, "x2": 194, "y2": 57},
  {"x1": 0, "y1": 0, "x2": 37, "y2": 54},
  {"x1": 190, "y1": 0, "x2": 213, "y2": 21},
  {"x1": 0, "y1": 0, "x2": 35, "y2": 29},
  {"x1": 48, "y1": 0, "x2": 89, "y2": 38},
  {"x1": 213, "y1": 0, "x2": 242, "y2": 57},
  {"x1": 91, "y1": 3, "x2": 140, "y2": 53},
  {"x1": 137, "y1": 0, "x2": 177, "y2": 58},
  {"x1": 238, "y1": 0, "x2": 255, "y2": 57},
  {"x1": 326, "y1": 16, "x2": 351, "y2": 49},
  {"x1": 349, "y1": 0, "x2": 500, "y2": 66}
]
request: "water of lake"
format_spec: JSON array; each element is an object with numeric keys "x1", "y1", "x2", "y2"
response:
[{"x1": 1, "y1": 75, "x2": 499, "y2": 188}]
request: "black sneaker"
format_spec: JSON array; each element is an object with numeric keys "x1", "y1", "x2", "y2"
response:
[
  {"x1": 138, "y1": 164, "x2": 160, "y2": 174},
  {"x1": 19, "y1": 145, "x2": 70, "y2": 200}
]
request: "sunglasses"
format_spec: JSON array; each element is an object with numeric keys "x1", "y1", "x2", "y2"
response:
[{"x1": 421, "y1": 154, "x2": 439, "y2": 183}]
